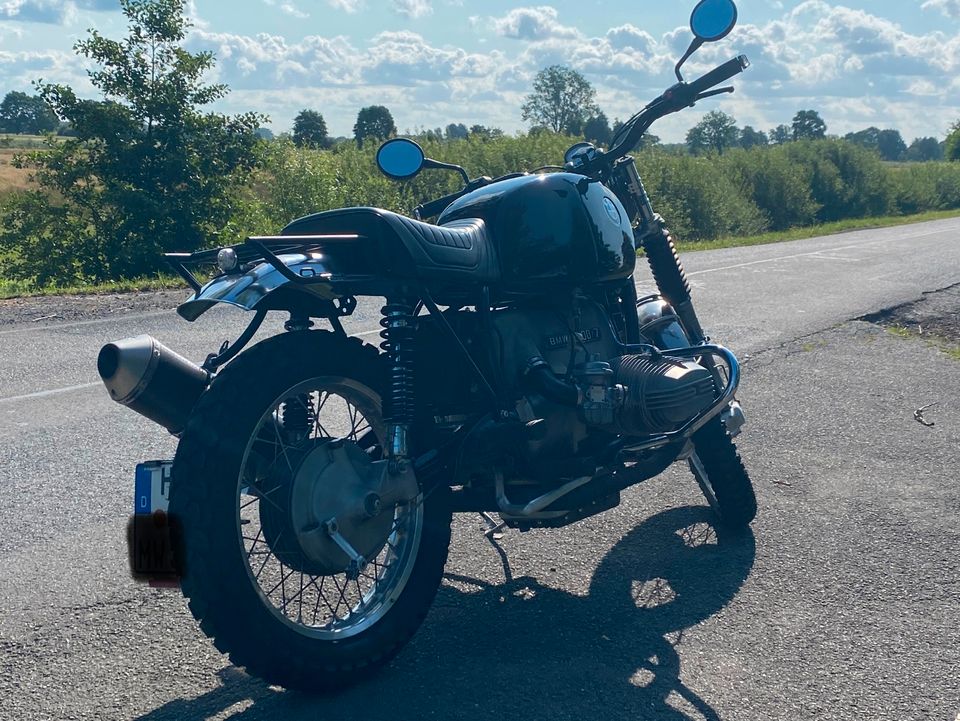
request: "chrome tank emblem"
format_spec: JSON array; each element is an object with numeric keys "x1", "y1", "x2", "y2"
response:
[{"x1": 602, "y1": 197, "x2": 621, "y2": 225}]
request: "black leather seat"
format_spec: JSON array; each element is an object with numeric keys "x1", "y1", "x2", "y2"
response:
[{"x1": 282, "y1": 207, "x2": 499, "y2": 285}]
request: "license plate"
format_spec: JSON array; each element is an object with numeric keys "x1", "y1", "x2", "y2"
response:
[
  {"x1": 134, "y1": 460, "x2": 172, "y2": 514},
  {"x1": 128, "y1": 461, "x2": 179, "y2": 587}
]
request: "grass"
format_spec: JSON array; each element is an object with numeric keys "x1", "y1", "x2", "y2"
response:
[
  {"x1": 0, "y1": 134, "x2": 61, "y2": 149},
  {"x1": 0, "y1": 274, "x2": 185, "y2": 300},
  {"x1": 885, "y1": 325, "x2": 960, "y2": 362},
  {"x1": 675, "y1": 208, "x2": 960, "y2": 253}
]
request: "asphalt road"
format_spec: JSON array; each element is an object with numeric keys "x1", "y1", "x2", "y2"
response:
[{"x1": 1, "y1": 217, "x2": 959, "y2": 720}]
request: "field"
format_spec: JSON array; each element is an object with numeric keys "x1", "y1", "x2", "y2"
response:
[{"x1": 0, "y1": 149, "x2": 34, "y2": 195}]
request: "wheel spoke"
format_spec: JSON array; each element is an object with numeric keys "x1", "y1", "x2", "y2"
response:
[{"x1": 266, "y1": 566, "x2": 296, "y2": 600}]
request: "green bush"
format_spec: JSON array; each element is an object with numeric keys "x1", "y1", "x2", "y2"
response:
[
  {"x1": 784, "y1": 140, "x2": 896, "y2": 221},
  {"x1": 636, "y1": 152, "x2": 768, "y2": 241},
  {"x1": 5, "y1": 132, "x2": 960, "y2": 289},
  {"x1": 890, "y1": 162, "x2": 960, "y2": 214},
  {"x1": 719, "y1": 146, "x2": 819, "y2": 231}
]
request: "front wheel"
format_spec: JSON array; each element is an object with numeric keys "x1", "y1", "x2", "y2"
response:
[
  {"x1": 688, "y1": 416, "x2": 757, "y2": 528},
  {"x1": 169, "y1": 330, "x2": 451, "y2": 691}
]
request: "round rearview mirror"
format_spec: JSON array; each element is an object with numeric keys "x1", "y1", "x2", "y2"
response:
[
  {"x1": 690, "y1": 0, "x2": 738, "y2": 42},
  {"x1": 376, "y1": 138, "x2": 425, "y2": 180}
]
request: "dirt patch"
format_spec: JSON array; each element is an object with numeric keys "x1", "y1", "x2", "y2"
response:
[
  {"x1": 861, "y1": 283, "x2": 960, "y2": 347},
  {"x1": 0, "y1": 289, "x2": 192, "y2": 327}
]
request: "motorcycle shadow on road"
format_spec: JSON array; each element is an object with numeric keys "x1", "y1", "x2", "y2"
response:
[{"x1": 137, "y1": 505, "x2": 755, "y2": 721}]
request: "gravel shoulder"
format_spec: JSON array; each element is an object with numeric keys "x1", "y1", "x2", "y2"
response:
[{"x1": 0, "y1": 290, "x2": 192, "y2": 327}]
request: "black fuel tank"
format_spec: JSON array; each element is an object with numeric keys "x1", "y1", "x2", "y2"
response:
[{"x1": 438, "y1": 173, "x2": 635, "y2": 291}]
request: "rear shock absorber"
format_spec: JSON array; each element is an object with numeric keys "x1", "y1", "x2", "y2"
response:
[
  {"x1": 380, "y1": 300, "x2": 416, "y2": 471},
  {"x1": 281, "y1": 394, "x2": 315, "y2": 442}
]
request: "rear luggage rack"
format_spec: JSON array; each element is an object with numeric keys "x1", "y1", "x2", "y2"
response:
[{"x1": 164, "y1": 234, "x2": 364, "y2": 292}]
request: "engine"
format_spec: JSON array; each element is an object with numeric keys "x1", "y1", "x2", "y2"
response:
[{"x1": 486, "y1": 300, "x2": 716, "y2": 441}]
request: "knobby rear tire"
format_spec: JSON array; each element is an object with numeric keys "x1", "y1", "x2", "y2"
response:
[{"x1": 169, "y1": 330, "x2": 452, "y2": 692}]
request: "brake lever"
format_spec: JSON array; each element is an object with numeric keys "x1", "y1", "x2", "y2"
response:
[{"x1": 695, "y1": 86, "x2": 735, "y2": 102}]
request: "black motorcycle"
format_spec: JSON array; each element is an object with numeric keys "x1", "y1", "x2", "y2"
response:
[{"x1": 101, "y1": 0, "x2": 756, "y2": 691}]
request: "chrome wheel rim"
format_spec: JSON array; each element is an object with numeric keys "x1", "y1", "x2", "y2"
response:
[{"x1": 237, "y1": 376, "x2": 423, "y2": 639}]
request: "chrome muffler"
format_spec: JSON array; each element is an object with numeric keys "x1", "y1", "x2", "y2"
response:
[{"x1": 97, "y1": 335, "x2": 210, "y2": 434}]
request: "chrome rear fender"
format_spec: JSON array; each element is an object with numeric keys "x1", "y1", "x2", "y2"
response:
[{"x1": 177, "y1": 253, "x2": 350, "y2": 321}]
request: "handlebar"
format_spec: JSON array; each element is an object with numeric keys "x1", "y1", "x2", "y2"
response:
[
  {"x1": 585, "y1": 54, "x2": 750, "y2": 173},
  {"x1": 688, "y1": 55, "x2": 750, "y2": 96}
]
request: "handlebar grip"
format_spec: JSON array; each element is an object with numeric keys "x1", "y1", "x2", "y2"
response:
[
  {"x1": 689, "y1": 55, "x2": 749, "y2": 95},
  {"x1": 417, "y1": 190, "x2": 465, "y2": 219}
]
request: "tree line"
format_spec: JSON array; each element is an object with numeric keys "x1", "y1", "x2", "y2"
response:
[
  {"x1": 684, "y1": 108, "x2": 945, "y2": 162},
  {"x1": 6, "y1": 61, "x2": 956, "y2": 163}
]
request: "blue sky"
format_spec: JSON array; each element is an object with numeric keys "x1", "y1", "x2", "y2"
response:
[{"x1": 2, "y1": 0, "x2": 959, "y2": 142}]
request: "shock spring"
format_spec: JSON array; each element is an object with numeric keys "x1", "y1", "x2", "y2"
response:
[
  {"x1": 379, "y1": 301, "x2": 416, "y2": 428},
  {"x1": 281, "y1": 394, "x2": 315, "y2": 439}
]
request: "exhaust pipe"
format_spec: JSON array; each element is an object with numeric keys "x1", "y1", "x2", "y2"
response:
[{"x1": 97, "y1": 335, "x2": 210, "y2": 434}]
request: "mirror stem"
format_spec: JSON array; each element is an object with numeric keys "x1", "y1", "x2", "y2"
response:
[
  {"x1": 674, "y1": 37, "x2": 704, "y2": 82},
  {"x1": 424, "y1": 159, "x2": 470, "y2": 186}
]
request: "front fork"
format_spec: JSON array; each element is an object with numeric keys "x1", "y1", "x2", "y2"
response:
[{"x1": 621, "y1": 164, "x2": 744, "y2": 438}]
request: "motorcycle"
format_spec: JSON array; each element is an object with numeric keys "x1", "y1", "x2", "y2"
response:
[{"x1": 101, "y1": 0, "x2": 756, "y2": 692}]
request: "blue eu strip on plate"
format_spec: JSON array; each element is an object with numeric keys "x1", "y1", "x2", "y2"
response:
[{"x1": 134, "y1": 461, "x2": 173, "y2": 514}]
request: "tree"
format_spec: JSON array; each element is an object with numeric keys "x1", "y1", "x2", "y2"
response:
[
  {"x1": 844, "y1": 127, "x2": 907, "y2": 161},
  {"x1": 792, "y1": 110, "x2": 827, "y2": 140},
  {"x1": 770, "y1": 125, "x2": 792, "y2": 145},
  {"x1": 876, "y1": 129, "x2": 906, "y2": 161},
  {"x1": 254, "y1": 127, "x2": 275, "y2": 140},
  {"x1": 292, "y1": 109, "x2": 329, "y2": 148},
  {"x1": 844, "y1": 127, "x2": 881, "y2": 152},
  {"x1": 445, "y1": 123, "x2": 468, "y2": 140},
  {"x1": 0, "y1": 91, "x2": 58, "y2": 134},
  {"x1": 521, "y1": 65, "x2": 599, "y2": 135},
  {"x1": 353, "y1": 105, "x2": 396, "y2": 147},
  {"x1": 469, "y1": 124, "x2": 503, "y2": 140},
  {"x1": 583, "y1": 112, "x2": 612, "y2": 147},
  {"x1": 739, "y1": 125, "x2": 768, "y2": 149},
  {"x1": 905, "y1": 137, "x2": 944, "y2": 162},
  {"x1": 686, "y1": 110, "x2": 739, "y2": 155},
  {"x1": 947, "y1": 121, "x2": 960, "y2": 162},
  {"x1": 0, "y1": 0, "x2": 263, "y2": 285}
]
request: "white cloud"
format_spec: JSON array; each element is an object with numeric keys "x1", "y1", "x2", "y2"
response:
[
  {"x1": 0, "y1": 0, "x2": 116, "y2": 24},
  {"x1": 921, "y1": 0, "x2": 960, "y2": 18},
  {"x1": 392, "y1": 0, "x2": 431, "y2": 19},
  {"x1": 262, "y1": 0, "x2": 308, "y2": 19},
  {"x1": 491, "y1": 6, "x2": 579, "y2": 41},
  {"x1": 327, "y1": 0, "x2": 361, "y2": 12}
]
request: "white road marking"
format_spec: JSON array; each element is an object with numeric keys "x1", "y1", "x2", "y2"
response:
[
  {"x1": 0, "y1": 327, "x2": 384, "y2": 405},
  {"x1": 0, "y1": 310, "x2": 171, "y2": 336},
  {"x1": 0, "y1": 381, "x2": 101, "y2": 405},
  {"x1": 685, "y1": 231, "x2": 944, "y2": 278}
]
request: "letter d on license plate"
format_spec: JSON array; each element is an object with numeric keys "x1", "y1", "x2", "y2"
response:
[{"x1": 128, "y1": 461, "x2": 180, "y2": 587}]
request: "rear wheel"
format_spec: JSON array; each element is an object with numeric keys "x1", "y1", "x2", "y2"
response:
[
  {"x1": 688, "y1": 416, "x2": 757, "y2": 528},
  {"x1": 170, "y1": 330, "x2": 451, "y2": 692}
]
